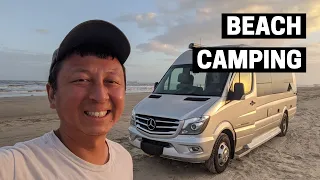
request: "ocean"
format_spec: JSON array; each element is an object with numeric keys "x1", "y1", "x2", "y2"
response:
[{"x1": 0, "y1": 80, "x2": 154, "y2": 98}]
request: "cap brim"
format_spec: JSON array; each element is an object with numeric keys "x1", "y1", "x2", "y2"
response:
[{"x1": 56, "y1": 20, "x2": 130, "y2": 64}]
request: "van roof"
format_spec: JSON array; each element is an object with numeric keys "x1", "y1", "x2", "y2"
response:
[{"x1": 172, "y1": 44, "x2": 251, "y2": 66}]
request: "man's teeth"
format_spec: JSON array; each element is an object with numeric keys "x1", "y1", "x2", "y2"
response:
[{"x1": 86, "y1": 111, "x2": 109, "y2": 117}]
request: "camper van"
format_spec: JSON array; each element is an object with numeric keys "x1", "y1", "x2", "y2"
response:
[{"x1": 128, "y1": 43, "x2": 297, "y2": 174}]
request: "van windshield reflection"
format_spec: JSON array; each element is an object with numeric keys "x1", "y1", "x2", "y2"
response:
[{"x1": 153, "y1": 65, "x2": 229, "y2": 96}]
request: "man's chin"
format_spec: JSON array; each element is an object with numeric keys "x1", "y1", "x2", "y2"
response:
[{"x1": 81, "y1": 127, "x2": 111, "y2": 137}]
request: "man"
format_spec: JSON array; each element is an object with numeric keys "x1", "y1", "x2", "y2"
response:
[{"x1": 0, "y1": 19, "x2": 133, "y2": 179}]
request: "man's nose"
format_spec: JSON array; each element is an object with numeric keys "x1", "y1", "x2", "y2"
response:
[{"x1": 89, "y1": 82, "x2": 109, "y2": 103}]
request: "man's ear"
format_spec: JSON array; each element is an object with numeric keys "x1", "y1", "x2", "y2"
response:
[{"x1": 46, "y1": 83, "x2": 56, "y2": 109}]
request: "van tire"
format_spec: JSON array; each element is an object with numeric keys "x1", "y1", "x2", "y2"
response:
[
  {"x1": 204, "y1": 133, "x2": 231, "y2": 174},
  {"x1": 278, "y1": 112, "x2": 288, "y2": 137}
]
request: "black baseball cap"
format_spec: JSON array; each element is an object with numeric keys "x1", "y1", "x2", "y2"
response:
[{"x1": 52, "y1": 19, "x2": 131, "y2": 66}]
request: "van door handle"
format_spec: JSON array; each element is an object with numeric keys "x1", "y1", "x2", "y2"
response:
[{"x1": 250, "y1": 101, "x2": 256, "y2": 106}]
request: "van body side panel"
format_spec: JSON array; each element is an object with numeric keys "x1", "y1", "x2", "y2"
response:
[
  {"x1": 211, "y1": 121, "x2": 236, "y2": 142},
  {"x1": 288, "y1": 106, "x2": 297, "y2": 120},
  {"x1": 208, "y1": 72, "x2": 259, "y2": 151},
  {"x1": 254, "y1": 73, "x2": 274, "y2": 137},
  {"x1": 254, "y1": 96, "x2": 276, "y2": 137},
  {"x1": 269, "y1": 73, "x2": 297, "y2": 126},
  {"x1": 254, "y1": 73, "x2": 297, "y2": 137},
  {"x1": 268, "y1": 93, "x2": 297, "y2": 125},
  {"x1": 253, "y1": 94, "x2": 294, "y2": 137},
  {"x1": 210, "y1": 96, "x2": 258, "y2": 150}
]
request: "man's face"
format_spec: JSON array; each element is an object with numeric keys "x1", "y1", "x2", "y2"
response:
[{"x1": 47, "y1": 54, "x2": 125, "y2": 136}]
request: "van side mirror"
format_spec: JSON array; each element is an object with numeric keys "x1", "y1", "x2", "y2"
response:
[
  {"x1": 228, "y1": 83, "x2": 245, "y2": 100},
  {"x1": 154, "y1": 82, "x2": 159, "y2": 90}
]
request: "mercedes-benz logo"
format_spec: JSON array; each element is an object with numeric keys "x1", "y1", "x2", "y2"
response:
[{"x1": 147, "y1": 118, "x2": 156, "y2": 130}]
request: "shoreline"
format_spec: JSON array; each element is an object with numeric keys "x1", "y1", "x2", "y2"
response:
[{"x1": 0, "y1": 91, "x2": 152, "y2": 99}]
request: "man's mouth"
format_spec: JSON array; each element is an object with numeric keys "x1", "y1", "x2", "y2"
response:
[{"x1": 84, "y1": 110, "x2": 111, "y2": 118}]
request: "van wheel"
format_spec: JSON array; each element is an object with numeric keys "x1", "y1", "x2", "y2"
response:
[
  {"x1": 278, "y1": 112, "x2": 288, "y2": 137},
  {"x1": 204, "y1": 133, "x2": 231, "y2": 174}
]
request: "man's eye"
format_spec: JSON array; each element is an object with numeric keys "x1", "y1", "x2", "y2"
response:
[
  {"x1": 105, "y1": 80, "x2": 118, "y2": 84},
  {"x1": 74, "y1": 79, "x2": 89, "y2": 82}
]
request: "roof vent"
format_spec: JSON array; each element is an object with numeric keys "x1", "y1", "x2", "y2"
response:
[{"x1": 188, "y1": 43, "x2": 202, "y2": 49}]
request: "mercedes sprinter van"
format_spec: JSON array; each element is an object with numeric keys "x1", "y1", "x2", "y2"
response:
[{"x1": 128, "y1": 43, "x2": 297, "y2": 174}]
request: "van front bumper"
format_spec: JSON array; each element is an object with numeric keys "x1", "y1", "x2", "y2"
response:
[{"x1": 128, "y1": 126, "x2": 215, "y2": 163}]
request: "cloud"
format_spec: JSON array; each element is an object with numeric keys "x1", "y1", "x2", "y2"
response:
[
  {"x1": 116, "y1": 12, "x2": 160, "y2": 32},
  {"x1": 136, "y1": 0, "x2": 320, "y2": 56},
  {"x1": 161, "y1": 57, "x2": 176, "y2": 62},
  {"x1": 0, "y1": 46, "x2": 50, "y2": 56},
  {"x1": 306, "y1": 3, "x2": 320, "y2": 34},
  {"x1": 0, "y1": 50, "x2": 52, "y2": 80},
  {"x1": 0, "y1": 49, "x2": 51, "y2": 65},
  {"x1": 136, "y1": 41, "x2": 181, "y2": 56},
  {"x1": 234, "y1": 5, "x2": 274, "y2": 13},
  {"x1": 35, "y1": 29, "x2": 49, "y2": 34}
]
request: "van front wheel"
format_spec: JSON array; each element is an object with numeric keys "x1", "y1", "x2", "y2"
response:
[{"x1": 204, "y1": 133, "x2": 231, "y2": 174}]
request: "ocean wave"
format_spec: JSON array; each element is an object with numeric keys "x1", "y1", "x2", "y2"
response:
[
  {"x1": 0, "y1": 80, "x2": 154, "y2": 97},
  {"x1": 0, "y1": 89, "x2": 10, "y2": 92},
  {"x1": 8, "y1": 85, "x2": 24, "y2": 87}
]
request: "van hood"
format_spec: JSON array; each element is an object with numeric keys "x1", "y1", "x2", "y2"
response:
[{"x1": 133, "y1": 94, "x2": 220, "y2": 120}]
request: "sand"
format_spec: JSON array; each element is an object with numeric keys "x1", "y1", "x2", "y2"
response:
[{"x1": 0, "y1": 88, "x2": 320, "y2": 180}]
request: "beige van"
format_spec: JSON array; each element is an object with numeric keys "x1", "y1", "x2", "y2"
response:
[{"x1": 128, "y1": 44, "x2": 297, "y2": 173}]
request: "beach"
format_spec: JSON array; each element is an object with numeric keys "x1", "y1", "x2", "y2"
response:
[{"x1": 0, "y1": 88, "x2": 320, "y2": 180}]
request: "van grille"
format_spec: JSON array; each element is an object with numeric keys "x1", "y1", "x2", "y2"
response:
[{"x1": 135, "y1": 114, "x2": 181, "y2": 136}]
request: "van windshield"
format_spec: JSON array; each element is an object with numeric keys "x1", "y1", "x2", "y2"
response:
[{"x1": 153, "y1": 64, "x2": 230, "y2": 96}]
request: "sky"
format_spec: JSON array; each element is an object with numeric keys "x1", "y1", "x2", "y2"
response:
[{"x1": 0, "y1": 0, "x2": 319, "y2": 85}]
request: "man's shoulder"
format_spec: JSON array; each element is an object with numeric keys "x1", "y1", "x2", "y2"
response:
[
  {"x1": 0, "y1": 131, "x2": 53, "y2": 180},
  {"x1": 106, "y1": 139, "x2": 132, "y2": 159},
  {"x1": 0, "y1": 131, "x2": 52, "y2": 154},
  {"x1": 106, "y1": 138, "x2": 133, "y2": 174}
]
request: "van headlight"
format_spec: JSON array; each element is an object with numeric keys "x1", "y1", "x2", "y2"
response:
[
  {"x1": 130, "y1": 110, "x2": 136, "y2": 126},
  {"x1": 180, "y1": 116, "x2": 210, "y2": 135}
]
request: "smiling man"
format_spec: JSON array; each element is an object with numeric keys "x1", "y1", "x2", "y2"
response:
[{"x1": 0, "y1": 20, "x2": 133, "y2": 179}]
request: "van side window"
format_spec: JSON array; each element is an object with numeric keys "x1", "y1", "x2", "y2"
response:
[
  {"x1": 168, "y1": 67, "x2": 183, "y2": 90},
  {"x1": 230, "y1": 73, "x2": 253, "y2": 95},
  {"x1": 271, "y1": 73, "x2": 294, "y2": 94},
  {"x1": 256, "y1": 73, "x2": 294, "y2": 96},
  {"x1": 163, "y1": 78, "x2": 169, "y2": 90},
  {"x1": 256, "y1": 73, "x2": 272, "y2": 96}
]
